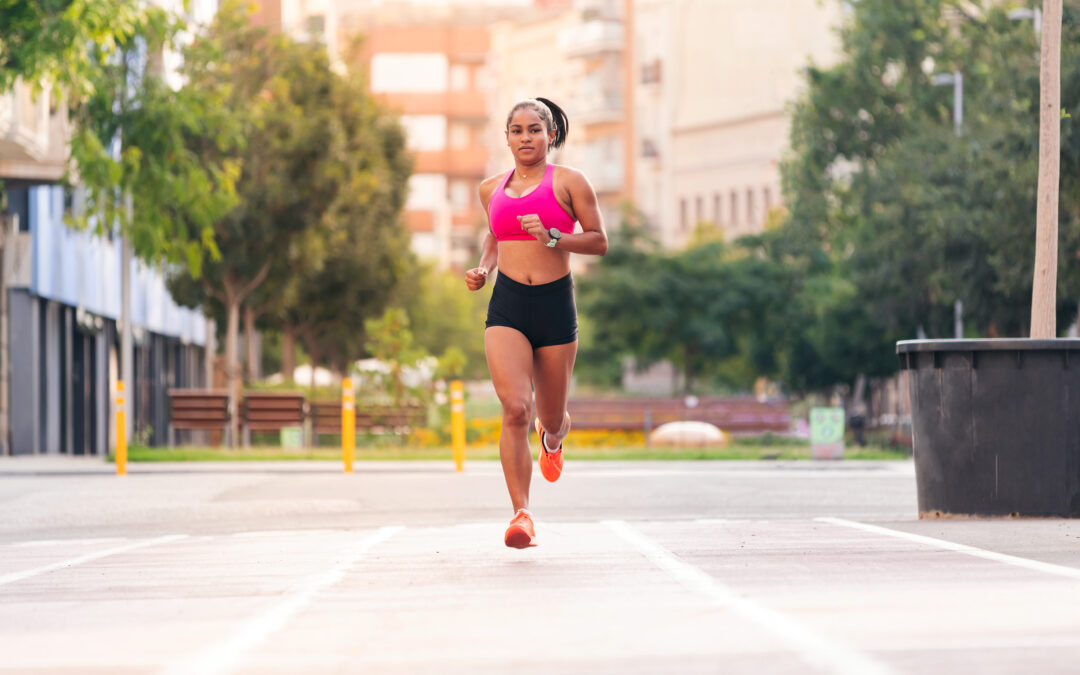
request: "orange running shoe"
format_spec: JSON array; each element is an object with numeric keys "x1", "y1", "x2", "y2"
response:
[
  {"x1": 535, "y1": 418, "x2": 564, "y2": 483},
  {"x1": 504, "y1": 509, "x2": 536, "y2": 549}
]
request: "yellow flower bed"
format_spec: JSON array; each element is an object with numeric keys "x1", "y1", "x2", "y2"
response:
[{"x1": 408, "y1": 417, "x2": 647, "y2": 448}]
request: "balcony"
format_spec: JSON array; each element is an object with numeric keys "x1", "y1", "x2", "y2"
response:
[
  {"x1": 576, "y1": 92, "x2": 623, "y2": 125},
  {"x1": 585, "y1": 163, "x2": 624, "y2": 194},
  {"x1": 377, "y1": 91, "x2": 486, "y2": 120},
  {"x1": 559, "y1": 20, "x2": 624, "y2": 57},
  {"x1": 0, "y1": 79, "x2": 69, "y2": 183},
  {"x1": 0, "y1": 82, "x2": 49, "y2": 162}
]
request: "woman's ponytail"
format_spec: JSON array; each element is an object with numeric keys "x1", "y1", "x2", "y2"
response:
[{"x1": 535, "y1": 97, "x2": 569, "y2": 149}]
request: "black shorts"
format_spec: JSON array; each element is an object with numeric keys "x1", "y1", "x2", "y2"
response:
[{"x1": 485, "y1": 272, "x2": 578, "y2": 348}]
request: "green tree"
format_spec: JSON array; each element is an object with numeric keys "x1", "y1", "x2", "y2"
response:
[
  {"x1": 777, "y1": 0, "x2": 1080, "y2": 394},
  {"x1": 0, "y1": 0, "x2": 163, "y2": 99},
  {"x1": 168, "y1": 2, "x2": 412, "y2": 440},
  {"x1": 363, "y1": 308, "x2": 428, "y2": 407},
  {"x1": 579, "y1": 233, "x2": 794, "y2": 395},
  {"x1": 53, "y1": 2, "x2": 241, "y2": 274},
  {"x1": 400, "y1": 263, "x2": 491, "y2": 380}
]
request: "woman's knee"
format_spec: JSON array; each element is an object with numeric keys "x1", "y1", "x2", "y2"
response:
[
  {"x1": 501, "y1": 397, "x2": 533, "y2": 428},
  {"x1": 538, "y1": 409, "x2": 565, "y2": 435}
]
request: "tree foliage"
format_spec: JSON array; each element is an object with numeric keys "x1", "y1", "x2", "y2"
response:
[
  {"x1": 0, "y1": 0, "x2": 163, "y2": 99},
  {"x1": 773, "y1": 0, "x2": 1080, "y2": 391}
]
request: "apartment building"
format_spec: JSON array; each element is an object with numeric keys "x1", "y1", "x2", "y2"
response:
[
  {"x1": 0, "y1": 1, "x2": 215, "y2": 456},
  {"x1": 487, "y1": 3, "x2": 582, "y2": 179},
  {"x1": 249, "y1": 0, "x2": 342, "y2": 66},
  {"x1": 634, "y1": 0, "x2": 843, "y2": 248},
  {"x1": 488, "y1": 0, "x2": 632, "y2": 237}
]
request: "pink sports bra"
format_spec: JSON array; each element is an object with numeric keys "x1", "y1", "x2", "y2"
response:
[{"x1": 488, "y1": 164, "x2": 577, "y2": 242}]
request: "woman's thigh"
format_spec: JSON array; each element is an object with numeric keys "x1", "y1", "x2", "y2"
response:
[
  {"x1": 485, "y1": 327, "x2": 535, "y2": 421},
  {"x1": 532, "y1": 340, "x2": 578, "y2": 426}
]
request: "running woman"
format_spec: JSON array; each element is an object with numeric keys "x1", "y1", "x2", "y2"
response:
[{"x1": 464, "y1": 98, "x2": 608, "y2": 548}]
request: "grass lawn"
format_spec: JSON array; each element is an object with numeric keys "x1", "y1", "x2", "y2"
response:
[{"x1": 122, "y1": 439, "x2": 910, "y2": 462}]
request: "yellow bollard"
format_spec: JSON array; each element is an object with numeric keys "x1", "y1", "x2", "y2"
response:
[
  {"x1": 342, "y1": 377, "x2": 355, "y2": 473},
  {"x1": 450, "y1": 380, "x2": 465, "y2": 472},
  {"x1": 115, "y1": 381, "x2": 127, "y2": 476}
]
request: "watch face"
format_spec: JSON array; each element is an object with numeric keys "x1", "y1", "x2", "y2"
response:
[{"x1": 549, "y1": 228, "x2": 562, "y2": 239}]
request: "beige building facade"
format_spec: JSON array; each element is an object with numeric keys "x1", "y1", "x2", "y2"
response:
[
  {"x1": 634, "y1": 0, "x2": 843, "y2": 248},
  {"x1": 487, "y1": 0, "x2": 633, "y2": 239}
]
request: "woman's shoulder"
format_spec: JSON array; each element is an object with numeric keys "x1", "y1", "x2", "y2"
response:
[
  {"x1": 552, "y1": 164, "x2": 589, "y2": 188},
  {"x1": 478, "y1": 171, "x2": 509, "y2": 201}
]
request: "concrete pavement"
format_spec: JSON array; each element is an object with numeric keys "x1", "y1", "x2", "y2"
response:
[{"x1": 1, "y1": 457, "x2": 1079, "y2": 673}]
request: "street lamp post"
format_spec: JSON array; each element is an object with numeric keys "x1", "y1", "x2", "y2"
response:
[
  {"x1": 933, "y1": 70, "x2": 964, "y2": 337},
  {"x1": 932, "y1": 71, "x2": 963, "y2": 138}
]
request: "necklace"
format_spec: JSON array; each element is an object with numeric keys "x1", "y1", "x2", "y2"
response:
[{"x1": 517, "y1": 163, "x2": 545, "y2": 181}]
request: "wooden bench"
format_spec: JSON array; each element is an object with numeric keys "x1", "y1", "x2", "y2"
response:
[
  {"x1": 309, "y1": 401, "x2": 426, "y2": 444},
  {"x1": 567, "y1": 397, "x2": 790, "y2": 435},
  {"x1": 168, "y1": 389, "x2": 230, "y2": 446},
  {"x1": 242, "y1": 392, "x2": 306, "y2": 446}
]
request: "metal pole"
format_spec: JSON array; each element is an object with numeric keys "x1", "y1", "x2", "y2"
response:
[
  {"x1": 953, "y1": 71, "x2": 963, "y2": 137},
  {"x1": 954, "y1": 299, "x2": 964, "y2": 339},
  {"x1": 115, "y1": 381, "x2": 127, "y2": 475},
  {"x1": 341, "y1": 377, "x2": 355, "y2": 473},
  {"x1": 0, "y1": 214, "x2": 9, "y2": 455},
  {"x1": 122, "y1": 193, "x2": 134, "y2": 442},
  {"x1": 451, "y1": 380, "x2": 465, "y2": 472}
]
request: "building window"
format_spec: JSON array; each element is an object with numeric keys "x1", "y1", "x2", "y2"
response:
[
  {"x1": 6, "y1": 186, "x2": 30, "y2": 232},
  {"x1": 406, "y1": 174, "x2": 448, "y2": 211},
  {"x1": 680, "y1": 198, "x2": 688, "y2": 232},
  {"x1": 449, "y1": 180, "x2": 471, "y2": 210},
  {"x1": 641, "y1": 59, "x2": 662, "y2": 84},
  {"x1": 370, "y1": 53, "x2": 448, "y2": 93},
  {"x1": 399, "y1": 115, "x2": 447, "y2": 152},
  {"x1": 449, "y1": 121, "x2": 470, "y2": 149},
  {"x1": 729, "y1": 190, "x2": 738, "y2": 227},
  {"x1": 764, "y1": 186, "x2": 773, "y2": 214},
  {"x1": 449, "y1": 64, "x2": 469, "y2": 91},
  {"x1": 695, "y1": 196, "x2": 703, "y2": 226},
  {"x1": 713, "y1": 193, "x2": 721, "y2": 225},
  {"x1": 747, "y1": 188, "x2": 756, "y2": 226}
]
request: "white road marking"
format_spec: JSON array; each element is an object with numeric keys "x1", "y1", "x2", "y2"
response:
[
  {"x1": 605, "y1": 519, "x2": 897, "y2": 675},
  {"x1": 159, "y1": 526, "x2": 403, "y2": 675},
  {"x1": 0, "y1": 535, "x2": 188, "y2": 587},
  {"x1": 10, "y1": 537, "x2": 127, "y2": 548},
  {"x1": 818, "y1": 517, "x2": 1080, "y2": 581}
]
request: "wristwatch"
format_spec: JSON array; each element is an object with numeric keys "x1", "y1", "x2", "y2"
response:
[{"x1": 546, "y1": 227, "x2": 563, "y2": 248}]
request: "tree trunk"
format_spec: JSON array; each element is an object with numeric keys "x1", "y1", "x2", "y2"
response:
[
  {"x1": 1030, "y1": 0, "x2": 1062, "y2": 338},
  {"x1": 204, "y1": 318, "x2": 217, "y2": 390},
  {"x1": 244, "y1": 305, "x2": 258, "y2": 384},
  {"x1": 281, "y1": 325, "x2": 297, "y2": 383},
  {"x1": 224, "y1": 281, "x2": 241, "y2": 448}
]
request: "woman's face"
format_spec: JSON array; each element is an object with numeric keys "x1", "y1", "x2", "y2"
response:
[{"x1": 506, "y1": 107, "x2": 554, "y2": 163}]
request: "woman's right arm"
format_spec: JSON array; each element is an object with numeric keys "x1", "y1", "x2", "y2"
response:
[
  {"x1": 466, "y1": 231, "x2": 498, "y2": 291},
  {"x1": 465, "y1": 176, "x2": 501, "y2": 291}
]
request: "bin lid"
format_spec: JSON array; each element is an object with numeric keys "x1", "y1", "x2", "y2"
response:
[{"x1": 897, "y1": 338, "x2": 1080, "y2": 354}]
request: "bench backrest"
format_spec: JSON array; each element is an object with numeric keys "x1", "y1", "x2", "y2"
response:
[
  {"x1": 243, "y1": 392, "x2": 305, "y2": 431},
  {"x1": 310, "y1": 401, "x2": 425, "y2": 433},
  {"x1": 567, "y1": 397, "x2": 790, "y2": 432},
  {"x1": 168, "y1": 389, "x2": 230, "y2": 430}
]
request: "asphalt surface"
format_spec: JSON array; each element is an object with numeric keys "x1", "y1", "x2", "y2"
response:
[{"x1": 2, "y1": 456, "x2": 1079, "y2": 674}]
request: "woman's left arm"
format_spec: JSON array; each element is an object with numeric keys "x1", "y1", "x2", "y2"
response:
[{"x1": 553, "y1": 169, "x2": 608, "y2": 256}]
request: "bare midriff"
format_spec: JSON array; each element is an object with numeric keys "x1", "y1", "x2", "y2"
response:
[{"x1": 497, "y1": 240, "x2": 571, "y2": 285}]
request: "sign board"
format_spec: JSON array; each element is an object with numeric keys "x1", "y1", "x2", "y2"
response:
[
  {"x1": 810, "y1": 407, "x2": 844, "y2": 459},
  {"x1": 280, "y1": 426, "x2": 304, "y2": 449}
]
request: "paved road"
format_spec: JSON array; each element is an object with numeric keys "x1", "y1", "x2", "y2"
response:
[{"x1": 2, "y1": 457, "x2": 1079, "y2": 674}]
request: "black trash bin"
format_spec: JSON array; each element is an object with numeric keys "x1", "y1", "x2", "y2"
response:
[{"x1": 898, "y1": 339, "x2": 1080, "y2": 518}]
